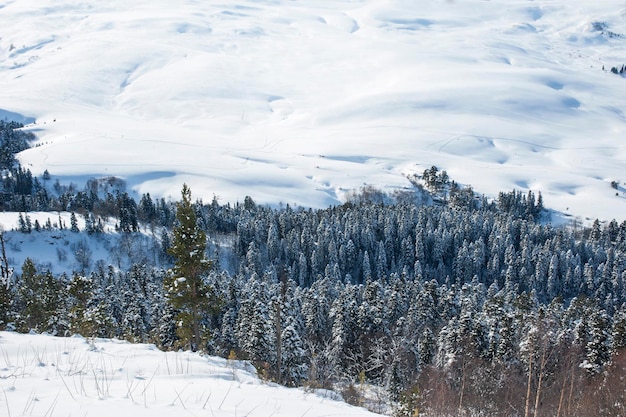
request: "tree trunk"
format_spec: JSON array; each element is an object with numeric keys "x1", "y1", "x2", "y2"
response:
[
  {"x1": 524, "y1": 348, "x2": 533, "y2": 417},
  {"x1": 458, "y1": 357, "x2": 466, "y2": 416},
  {"x1": 0, "y1": 232, "x2": 10, "y2": 283},
  {"x1": 192, "y1": 280, "x2": 200, "y2": 352},
  {"x1": 556, "y1": 367, "x2": 567, "y2": 417},
  {"x1": 192, "y1": 305, "x2": 200, "y2": 352},
  {"x1": 533, "y1": 342, "x2": 547, "y2": 417},
  {"x1": 567, "y1": 364, "x2": 575, "y2": 416}
]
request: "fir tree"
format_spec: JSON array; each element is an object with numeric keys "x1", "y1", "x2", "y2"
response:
[
  {"x1": 118, "y1": 192, "x2": 138, "y2": 232},
  {"x1": 164, "y1": 184, "x2": 216, "y2": 352},
  {"x1": 17, "y1": 259, "x2": 63, "y2": 332},
  {"x1": 70, "y1": 212, "x2": 79, "y2": 232},
  {"x1": 67, "y1": 273, "x2": 101, "y2": 336},
  {"x1": 18, "y1": 212, "x2": 28, "y2": 233},
  {"x1": 138, "y1": 192, "x2": 156, "y2": 226},
  {"x1": 280, "y1": 315, "x2": 309, "y2": 386}
]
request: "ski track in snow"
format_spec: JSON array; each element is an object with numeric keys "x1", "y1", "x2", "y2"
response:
[{"x1": 0, "y1": 0, "x2": 625, "y2": 221}]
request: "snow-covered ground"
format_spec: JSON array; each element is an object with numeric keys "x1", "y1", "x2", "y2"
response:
[
  {"x1": 1, "y1": 0, "x2": 626, "y2": 221},
  {"x1": 0, "y1": 331, "x2": 381, "y2": 417},
  {"x1": 0, "y1": 211, "x2": 161, "y2": 275}
]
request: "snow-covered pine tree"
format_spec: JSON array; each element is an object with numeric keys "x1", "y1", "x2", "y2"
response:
[
  {"x1": 70, "y1": 212, "x2": 79, "y2": 232},
  {"x1": 164, "y1": 184, "x2": 217, "y2": 352},
  {"x1": 280, "y1": 315, "x2": 309, "y2": 386},
  {"x1": 236, "y1": 274, "x2": 276, "y2": 370},
  {"x1": 16, "y1": 258, "x2": 42, "y2": 331}
]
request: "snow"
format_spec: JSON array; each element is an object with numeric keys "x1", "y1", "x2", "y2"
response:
[
  {"x1": 0, "y1": 211, "x2": 159, "y2": 275},
  {"x1": 0, "y1": 331, "x2": 381, "y2": 417},
  {"x1": 0, "y1": 0, "x2": 626, "y2": 221}
]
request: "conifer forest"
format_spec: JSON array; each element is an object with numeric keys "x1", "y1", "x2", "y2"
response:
[{"x1": 0, "y1": 122, "x2": 625, "y2": 416}]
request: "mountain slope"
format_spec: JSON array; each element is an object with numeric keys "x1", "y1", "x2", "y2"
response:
[
  {"x1": 1, "y1": 0, "x2": 626, "y2": 220},
  {"x1": 0, "y1": 331, "x2": 382, "y2": 416}
]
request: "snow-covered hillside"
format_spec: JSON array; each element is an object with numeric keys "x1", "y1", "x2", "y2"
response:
[
  {"x1": 0, "y1": 331, "x2": 381, "y2": 416},
  {"x1": 1, "y1": 0, "x2": 626, "y2": 221},
  {"x1": 0, "y1": 211, "x2": 161, "y2": 275}
]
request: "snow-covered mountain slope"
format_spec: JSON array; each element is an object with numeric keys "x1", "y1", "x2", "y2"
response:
[
  {"x1": 0, "y1": 331, "x2": 381, "y2": 416},
  {"x1": 0, "y1": 211, "x2": 159, "y2": 275},
  {"x1": 1, "y1": 0, "x2": 626, "y2": 221}
]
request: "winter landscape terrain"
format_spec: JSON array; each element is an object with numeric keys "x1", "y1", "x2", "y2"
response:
[
  {"x1": 2, "y1": 1, "x2": 626, "y2": 416},
  {"x1": 0, "y1": 0, "x2": 626, "y2": 221},
  {"x1": 0, "y1": 331, "x2": 381, "y2": 417}
]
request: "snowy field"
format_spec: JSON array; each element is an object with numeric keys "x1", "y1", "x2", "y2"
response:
[
  {"x1": 1, "y1": 0, "x2": 626, "y2": 221},
  {"x1": 0, "y1": 331, "x2": 381, "y2": 417}
]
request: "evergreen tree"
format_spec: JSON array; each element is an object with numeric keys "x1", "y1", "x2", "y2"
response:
[
  {"x1": 584, "y1": 308, "x2": 610, "y2": 373},
  {"x1": 70, "y1": 212, "x2": 79, "y2": 232},
  {"x1": 164, "y1": 184, "x2": 216, "y2": 352},
  {"x1": 0, "y1": 276, "x2": 10, "y2": 329},
  {"x1": 17, "y1": 258, "x2": 41, "y2": 331},
  {"x1": 280, "y1": 315, "x2": 309, "y2": 385},
  {"x1": 611, "y1": 307, "x2": 626, "y2": 352},
  {"x1": 67, "y1": 273, "x2": 108, "y2": 336},
  {"x1": 155, "y1": 300, "x2": 178, "y2": 349},
  {"x1": 138, "y1": 192, "x2": 157, "y2": 226},
  {"x1": 18, "y1": 212, "x2": 28, "y2": 233},
  {"x1": 39, "y1": 270, "x2": 67, "y2": 334},
  {"x1": 237, "y1": 275, "x2": 276, "y2": 367},
  {"x1": 118, "y1": 192, "x2": 139, "y2": 232},
  {"x1": 24, "y1": 214, "x2": 32, "y2": 233},
  {"x1": 16, "y1": 260, "x2": 65, "y2": 334}
]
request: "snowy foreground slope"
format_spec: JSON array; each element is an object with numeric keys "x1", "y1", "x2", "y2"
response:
[
  {"x1": 0, "y1": 331, "x2": 381, "y2": 417},
  {"x1": 1, "y1": 0, "x2": 626, "y2": 220}
]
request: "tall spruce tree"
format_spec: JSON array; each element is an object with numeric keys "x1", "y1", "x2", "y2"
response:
[{"x1": 165, "y1": 184, "x2": 215, "y2": 352}]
